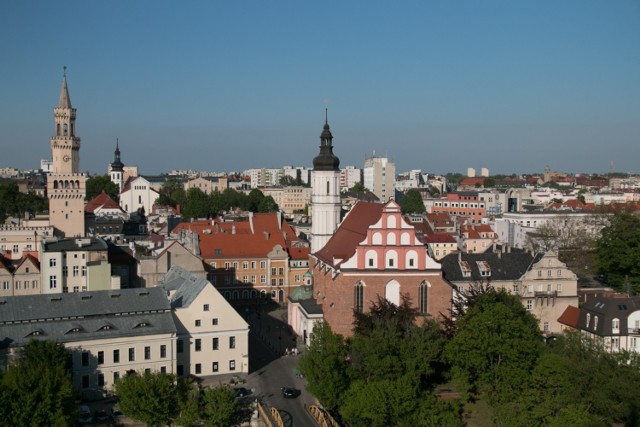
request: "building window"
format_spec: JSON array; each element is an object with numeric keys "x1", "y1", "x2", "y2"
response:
[
  {"x1": 145, "y1": 346, "x2": 151, "y2": 360},
  {"x1": 261, "y1": 261, "x2": 266, "y2": 268},
  {"x1": 513, "y1": 284, "x2": 520, "y2": 293},
  {"x1": 98, "y1": 351, "x2": 104, "y2": 365},
  {"x1": 160, "y1": 345, "x2": 167, "y2": 358},
  {"x1": 2, "y1": 281, "x2": 8, "y2": 290},
  {"x1": 229, "y1": 336, "x2": 236, "y2": 349},
  {"x1": 229, "y1": 360, "x2": 236, "y2": 371},
  {"x1": 82, "y1": 266, "x2": 86, "y2": 276},
  {"x1": 242, "y1": 262, "x2": 248, "y2": 269},
  {"x1": 72, "y1": 266, "x2": 78, "y2": 277},
  {"x1": 586, "y1": 313, "x2": 591, "y2": 328},
  {"x1": 233, "y1": 262, "x2": 239, "y2": 270},
  {"x1": 212, "y1": 362, "x2": 219, "y2": 372},
  {"x1": 195, "y1": 363, "x2": 202, "y2": 374},
  {"x1": 368, "y1": 258, "x2": 374, "y2": 267},
  {"x1": 195, "y1": 319, "x2": 201, "y2": 327},
  {"x1": 98, "y1": 373, "x2": 105, "y2": 387},
  {"x1": 62, "y1": 266, "x2": 68, "y2": 277},
  {"x1": 612, "y1": 318, "x2": 620, "y2": 332},
  {"x1": 113, "y1": 349, "x2": 120, "y2": 363},
  {"x1": 212, "y1": 338, "x2": 219, "y2": 350},
  {"x1": 526, "y1": 299, "x2": 533, "y2": 310},
  {"x1": 113, "y1": 372, "x2": 120, "y2": 383},
  {"x1": 203, "y1": 304, "x2": 209, "y2": 311},
  {"x1": 419, "y1": 282, "x2": 428, "y2": 314},
  {"x1": 355, "y1": 282, "x2": 364, "y2": 313},
  {"x1": 82, "y1": 375, "x2": 89, "y2": 389},
  {"x1": 50, "y1": 258, "x2": 56, "y2": 267},
  {"x1": 557, "y1": 284, "x2": 563, "y2": 293},
  {"x1": 543, "y1": 322, "x2": 549, "y2": 332},
  {"x1": 271, "y1": 267, "x2": 277, "y2": 275},
  {"x1": 160, "y1": 366, "x2": 166, "y2": 374},
  {"x1": 212, "y1": 318, "x2": 219, "y2": 326},
  {"x1": 128, "y1": 348, "x2": 135, "y2": 362},
  {"x1": 195, "y1": 339, "x2": 202, "y2": 352},
  {"x1": 224, "y1": 262, "x2": 231, "y2": 270},
  {"x1": 81, "y1": 352, "x2": 89, "y2": 367},
  {"x1": 261, "y1": 275, "x2": 266, "y2": 283},
  {"x1": 49, "y1": 276, "x2": 57, "y2": 289}
]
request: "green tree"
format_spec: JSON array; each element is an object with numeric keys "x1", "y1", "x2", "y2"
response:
[
  {"x1": 115, "y1": 371, "x2": 179, "y2": 426},
  {"x1": 157, "y1": 178, "x2": 186, "y2": 208},
  {"x1": 257, "y1": 195, "x2": 279, "y2": 213},
  {"x1": 299, "y1": 322, "x2": 349, "y2": 411},
  {"x1": 201, "y1": 384, "x2": 237, "y2": 427},
  {"x1": 279, "y1": 175, "x2": 303, "y2": 186},
  {"x1": 0, "y1": 183, "x2": 48, "y2": 222},
  {"x1": 483, "y1": 177, "x2": 496, "y2": 188},
  {"x1": 0, "y1": 340, "x2": 76, "y2": 426},
  {"x1": 595, "y1": 212, "x2": 640, "y2": 292},
  {"x1": 182, "y1": 188, "x2": 210, "y2": 219},
  {"x1": 247, "y1": 188, "x2": 265, "y2": 211},
  {"x1": 444, "y1": 288, "x2": 542, "y2": 407},
  {"x1": 85, "y1": 175, "x2": 119, "y2": 201},
  {"x1": 400, "y1": 188, "x2": 425, "y2": 214},
  {"x1": 349, "y1": 182, "x2": 366, "y2": 193}
]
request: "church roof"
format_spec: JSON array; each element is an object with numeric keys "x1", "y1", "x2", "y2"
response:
[
  {"x1": 85, "y1": 191, "x2": 121, "y2": 213},
  {"x1": 312, "y1": 114, "x2": 340, "y2": 171},
  {"x1": 58, "y1": 71, "x2": 72, "y2": 109},
  {"x1": 313, "y1": 201, "x2": 384, "y2": 266}
]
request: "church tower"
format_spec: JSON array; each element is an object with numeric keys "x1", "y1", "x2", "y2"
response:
[
  {"x1": 311, "y1": 110, "x2": 341, "y2": 253},
  {"x1": 109, "y1": 139, "x2": 125, "y2": 192},
  {"x1": 47, "y1": 69, "x2": 87, "y2": 237}
]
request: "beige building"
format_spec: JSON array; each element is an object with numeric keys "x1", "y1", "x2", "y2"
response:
[
  {"x1": 0, "y1": 288, "x2": 177, "y2": 399},
  {"x1": 363, "y1": 154, "x2": 395, "y2": 202},
  {"x1": 441, "y1": 249, "x2": 578, "y2": 334},
  {"x1": 40, "y1": 237, "x2": 114, "y2": 294},
  {"x1": 138, "y1": 241, "x2": 206, "y2": 287},
  {"x1": 0, "y1": 224, "x2": 54, "y2": 259},
  {"x1": 159, "y1": 267, "x2": 250, "y2": 377},
  {"x1": 47, "y1": 70, "x2": 87, "y2": 238},
  {"x1": 184, "y1": 177, "x2": 228, "y2": 195},
  {"x1": 0, "y1": 254, "x2": 41, "y2": 297},
  {"x1": 261, "y1": 186, "x2": 311, "y2": 216}
]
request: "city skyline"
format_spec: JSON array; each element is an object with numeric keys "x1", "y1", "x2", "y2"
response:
[{"x1": 1, "y1": 1, "x2": 639, "y2": 175}]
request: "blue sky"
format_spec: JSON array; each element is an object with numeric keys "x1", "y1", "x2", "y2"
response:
[{"x1": 1, "y1": 1, "x2": 639, "y2": 176}]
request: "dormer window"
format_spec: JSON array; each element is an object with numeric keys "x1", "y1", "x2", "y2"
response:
[
  {"x1": 612, "y1": 318, "x2": 619, "y2": 333},
  {"x1": 586, "y1": 313, "x2": 591, "y2": 328},
  {"x1": 135, "y1": 321, "x2": 151, "y2": 328},
  {"x1": 459, "y1": 261, "x2": 472, "y2": 278},
  {"x1": 476, "y1": 261, "x2": 491, "y2": 277}
]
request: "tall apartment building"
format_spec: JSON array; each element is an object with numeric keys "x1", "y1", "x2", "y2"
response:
[
  {"x1": 364, "y1": 154, "x2": 395, "y2": 202},
  {"x1": 340, "y1": 166, "x2": 362, "y2": 191}
]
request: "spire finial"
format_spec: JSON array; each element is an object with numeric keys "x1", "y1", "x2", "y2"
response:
[
  {"x1": 63, "y1": 66, "x2": 67, "y2": 78},
  {"x1": 116, "y1": 137, "x2": 119, "y2": 149},
  {"x1": 325, "y1": 108, "x2": 328, "y2": 124}
]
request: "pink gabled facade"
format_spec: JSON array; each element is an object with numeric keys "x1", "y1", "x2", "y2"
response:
[{"x1": 311, "y1": 200, "x2": 453, "y2": 337}]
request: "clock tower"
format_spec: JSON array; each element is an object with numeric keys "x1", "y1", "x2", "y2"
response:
[{"x1": 47, "y1": 69, "x2": 87, "y2": 237}]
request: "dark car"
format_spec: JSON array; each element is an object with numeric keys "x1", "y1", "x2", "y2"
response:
[
  {"x1": 281, "y1": 387, "x2": 297, "y2": 398},
  {"x1": 94, "y1": 409, "x2": 111, "y2": 423},
  {"x1": 235, "y1": 387, "x2": 250, "y2": 397}
]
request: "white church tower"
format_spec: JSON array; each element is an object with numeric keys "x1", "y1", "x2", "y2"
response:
[
  {"x1": 47, "y1": 68, "x2": 87, "y2": 237},
  {"x1": 109, "y1": 139, "x2": 125, "y2": 193},
  {"x1": 311, "y1": 111, "x2": 341, "y2": 253}
]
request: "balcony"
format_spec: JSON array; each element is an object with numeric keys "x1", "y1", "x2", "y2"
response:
[
  {"x1": 534, "y1": 291, "x2": 557, "y2": 307},
  {"x1": 629, "y1": 328, "x2": 640, "y2": 335}
]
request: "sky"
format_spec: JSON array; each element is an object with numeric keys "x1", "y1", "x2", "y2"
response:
[{"x1": 1, "y1": 1, "x2": 639, "y2": 176}]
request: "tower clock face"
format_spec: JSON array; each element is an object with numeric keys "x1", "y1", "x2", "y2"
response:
[{"x1": 63, "y1": 155, "x2": 70, "y2": 162}]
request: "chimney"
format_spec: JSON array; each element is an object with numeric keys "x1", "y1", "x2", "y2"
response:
[
  {"x1": 265, "y1": 231, "x2": 270, "y2": 240},
  {"x1": 232, "y1": 224, "x2": 236, "y2": 235},
  {"x1": 249, "y1": 212, "x2": 254, "y2": 234},
  {"x1": 277, "y1": 211, "x2": 282, "y2": 229}
]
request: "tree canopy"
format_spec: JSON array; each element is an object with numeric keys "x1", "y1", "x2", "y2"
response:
[
  {"x1": 348, "y1": 182, "x2": 367, "y2": 193},
  {"x1": 0, "y1": 182, "x2": 48, "y2": 222},
  {"x1": 595, "y1": 211, "x2": 640, "y2": 292},
  {"x1": 400, "y1": 188, "x2": 426, "y2": 214},
  {"x1": 0, "y1": 340, "x2": 76, "y2": 426},
  {"x1": 85, "y1": 175, "x2": 119, "y2": 201}
]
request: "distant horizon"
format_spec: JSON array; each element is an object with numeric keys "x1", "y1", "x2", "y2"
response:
[{"x1": 2, "y1": 1, "x2": 638, "y2": 176}]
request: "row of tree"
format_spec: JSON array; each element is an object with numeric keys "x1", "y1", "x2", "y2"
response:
[
  {"x1": 300, "y1": 288, "x2": 640, "y2": 426},
  {"x1": 0, "y1": 340, "x2": 240, "y2": 427},
  {"x1": 0, "y1": 182, "x2": 48, "y2": 222}
]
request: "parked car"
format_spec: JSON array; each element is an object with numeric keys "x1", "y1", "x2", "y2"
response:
[
  {"x1": 110, "y1": 405, "x2": 125, "y2": 419},
  {"x1": 235, "y1": 387, "x2": 250, "y2": 397},
  {"x1": 281, "y1": 387, "x2": 297, "y2": 398},
  {"x1": 78, "y1": 405, "x2": 92, "y2": 424},
  {"x1": 94, "y1": 409, "x2": 110, "y2": 423}
]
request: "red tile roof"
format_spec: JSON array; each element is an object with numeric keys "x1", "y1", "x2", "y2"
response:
[
  {"x1": 314, "y1": 201, "x2": 384, "y2": 266},
  {"x1": 197, "y1": 213, "x2": 305, "y2": 259},
  {"x1": 557, "y1": 305, "x2": 581, "y2": 329},
  {"x1": 85, "y1": 191, "x2": 121, "y2": 213},
  {"x1": 459, "y1": 177, "x2": 485, "y2": 186},
  {"x1": 424, "y1": 233, "x2": 457, "y2": 244}
]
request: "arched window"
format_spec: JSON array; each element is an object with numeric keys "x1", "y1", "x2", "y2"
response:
[
  {"x1": 419, "y1": 281, "x2": 429, "y2": 314},
  {"x1": 53, "y1": 180, "x2": 59, "y2": 189},
  {"x1": 612, "y1": 318, "x2": 619, "y2": 332},
  {"x1": 406, "y1": 250, "x2": 418, "y2": 268},
  {"x1": 354, "y1": 281, "x2": 364, "y2": 313},
  {"x1": 401, "y1": 232, "x2": 411, "y2": 245},
  {"x1": 365, "y1": 249, "x2": 377, "y2": 268},
  {"x1": 372, "y1": 232, "x2": 382, "y2": 245},
  {"x1": 232, "y1": 291, "x2": 239, "y2": 300},
  {"x1": 586, "y1": 313, "x2": 591, "y2": 328},
  {"x1": 56, "y1": 123, "x2": 60, "y2": 136},
  {"x1": 387, "y1": 232, "x2": 396, "y2": 245},
  {"x1": 64, "y1": 180, "x2": 69, "y2": 189},
  {"x1": 385, "y1": 280, "x2": 400, "y2": 306},
  {"x1": 385, "y1": 250, "x2": 398, "y2": 268},
  {"x1": 326, "y1": 181, "x2": 330, "y2": 195},
  {"x1": 75, "y1": 180, "x2": 80, "y2": 188},
  {"x1": 63, "y1": 124, "x2": 68, "y2": 136}
]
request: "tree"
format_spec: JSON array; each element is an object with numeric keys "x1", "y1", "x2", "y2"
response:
[
  {"x1": 349, "y1": 182, "x2": 366, "y2": 193},
  {"x1": 279, "y1": 175, "x2": 303, "y2": 186},
  {"x1": 115, "y1": 371, "x2": 179, "y2": 426},
  {"x1": 157, "y1": 178, "x2": 186, "y2": 208},
  {"x1": 400, "y1": 188, "x2": 425, "y2": 214},
  {"x1": 0, "y1": 182, "x2": 48, "y2": 222},
  {"x1": 85, "y1": 175, "x2": 119, "y2": 201},
  {"x1": 444, "y1": 288, "x2": 542, "y2": 406},
  {"x1": 299, "y1": 322, "x2": 349, "y2": 411},
  {"x1": 595, "y1": 212, "x2": 640, "y2": 292},
  {"x1": 257, "y1": 195, "x2": 279, "y2": 213},
  {"x1": 0, "y1": 340, "x2": 76, "y2": 426},
  {"x1": 201, "y1": 384, "x2": 237, "y2": 427},
  {"x1": 182, "y1": 188, "x2": 210, "y2": 219}
]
